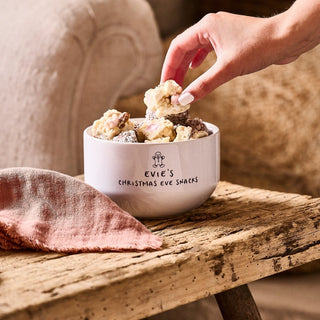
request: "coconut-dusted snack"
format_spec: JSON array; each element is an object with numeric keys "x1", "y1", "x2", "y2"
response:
[
  {"x1": 137, "y1": 118, "x2": 175, "y2": 142},
  {"x1": 144, "y1": 80, "x2": 190, "y2": 117},
  {"x1": 145, "y1": 108, "x2": 157, "y2": 121},
  {"x1": 92, "y1": 109, "x2": 134, "y2": 140},
  {"x1": 112, "y1": 130, "x2": 138, "y2": 143},
  {"x1": 146, "y1": 108, "x2": 189, "y2": 126},
  {"x1": 173, "y1": 125, "x2": 192, "y2": 142}
]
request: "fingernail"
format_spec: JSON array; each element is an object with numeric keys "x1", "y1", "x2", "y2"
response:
[
  {"x1": 171, "y1": 94, "x2": 179, "y2": 104},
  {"x1": 178, "y1": 92, "x2": 194, "y2": 106}
]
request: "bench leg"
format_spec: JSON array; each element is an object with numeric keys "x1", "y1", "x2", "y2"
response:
[{"x1": 214, "y1": 284, "x2": 262, "y2": 320}]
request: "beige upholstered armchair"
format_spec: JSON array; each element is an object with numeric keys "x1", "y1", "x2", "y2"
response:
[{"x1": 0, "y1": 0, "x2": 162, "y2": 176}]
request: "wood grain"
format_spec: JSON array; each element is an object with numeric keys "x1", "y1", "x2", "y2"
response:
[
  {"x1": 215, "y1": 284, "x2": 262, "y2": 320},
  {"x1": 0, "y1": 181, "x2": 319, "y2": 320}
]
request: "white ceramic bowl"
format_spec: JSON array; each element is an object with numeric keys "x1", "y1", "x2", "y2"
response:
[{"x1": 83, "y1": 120, "x2": 220, "y2": 218}]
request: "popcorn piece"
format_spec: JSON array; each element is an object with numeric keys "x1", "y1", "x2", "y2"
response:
[
  {"x1": 92, "y1": 109, "x2": 134, "y2": 140},
  {"x1": 144, "y1": 80, "x2": 190, "y2": 117},
  {"x1": 191, "y1": 130, "x2": 209, "y2": 139},
  {"x1": 173, "y1": 126, "x2": 192, "y2": 142},
  {"x1": 145, "y1": 137, "x2": 171, "y2": 143},
  {"x1": 137, "y1": 118, "x2": 175, "y2": 142},
  {"x1": 112, "y1": 130, "x2": 138, "y2": 143}
]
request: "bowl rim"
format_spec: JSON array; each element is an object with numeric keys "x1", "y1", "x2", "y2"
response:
[{"x1": 84, "y1": 118, "x2": 219, "y2": 146}]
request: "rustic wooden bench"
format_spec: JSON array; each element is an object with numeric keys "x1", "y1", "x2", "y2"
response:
[{"x1": 1, "y1": 181, "x2": 319, "y2": 320}]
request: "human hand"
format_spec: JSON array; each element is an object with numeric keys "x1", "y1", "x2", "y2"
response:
[{"x1": 161, "y1": 1, "x2": 320, "y2": 105}]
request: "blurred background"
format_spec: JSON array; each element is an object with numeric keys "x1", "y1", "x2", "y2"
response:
[{"x1": 147, "y1": 0, "x2": 293, "y2": 38}]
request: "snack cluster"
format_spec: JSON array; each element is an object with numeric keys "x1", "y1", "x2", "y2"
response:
[{"x1": 91, "y1": 80, "x2": 211, "y2": 143}]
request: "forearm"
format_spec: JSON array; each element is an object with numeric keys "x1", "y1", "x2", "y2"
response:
[
  {"x1": 270, "y1": 0, "x2": 320, "y2": 62},
  {"x1": 161, "y1": 0, "x2": 320, "y2": 102}
]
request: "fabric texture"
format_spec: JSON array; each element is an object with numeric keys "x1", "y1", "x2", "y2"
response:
[
  {"x1": 0, "y1": 0, "x2": 162, "y2": 176},
  {"x1": 0, "y1": 167, "x2": 162, "y2": 252}
]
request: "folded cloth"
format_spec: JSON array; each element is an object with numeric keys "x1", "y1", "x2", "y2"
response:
[{"x1": 0, "y1": 167, "x2": 162, "y2": 252}]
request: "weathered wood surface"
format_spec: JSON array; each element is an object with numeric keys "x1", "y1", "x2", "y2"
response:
[{"x1": 0, "y1": 181, "x2": 319, "y2": 320}]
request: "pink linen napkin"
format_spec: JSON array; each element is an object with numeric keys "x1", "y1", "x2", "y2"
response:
[{"x1": 0, "y1": 167, "x2": 162, "y2": 252}]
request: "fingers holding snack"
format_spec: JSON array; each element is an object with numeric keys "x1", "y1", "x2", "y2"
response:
[
  {"x1": 144, "y1": 80, "x2": 190, "y2": 117},
  {"x1": 91, "y1": 80, "x2": 211, "y2": 144}
]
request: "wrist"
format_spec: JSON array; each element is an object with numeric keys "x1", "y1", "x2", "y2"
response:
[{"x1": 267, "y1": 1, "x2": 320, "y2": 63}]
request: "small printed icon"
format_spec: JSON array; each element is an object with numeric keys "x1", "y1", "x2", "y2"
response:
[{"x1": 152, "y1": 151, "x2": 165, "y2": 168}]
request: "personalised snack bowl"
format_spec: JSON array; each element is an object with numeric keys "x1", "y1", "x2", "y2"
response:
[{"x1": 83, "y1": 120, "x2": 220, "y2": 218}]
